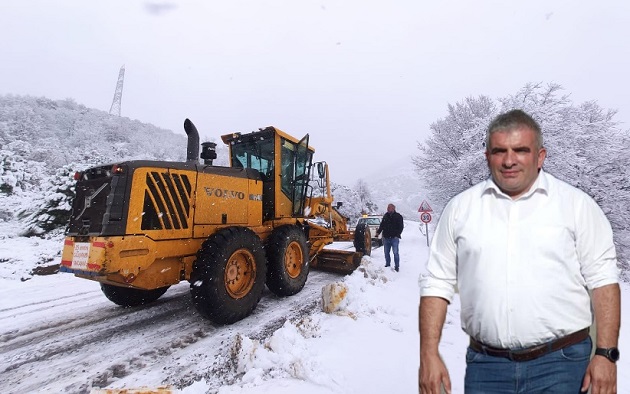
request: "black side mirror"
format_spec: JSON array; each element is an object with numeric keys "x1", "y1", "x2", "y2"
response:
[{"x1": 317, "y1": 162, "x2": 325, "y2": 179}]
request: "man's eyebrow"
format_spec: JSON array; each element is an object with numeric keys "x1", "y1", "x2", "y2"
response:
[{"x1": 489, "y1": 146, "x2": 531, "y2": 153}]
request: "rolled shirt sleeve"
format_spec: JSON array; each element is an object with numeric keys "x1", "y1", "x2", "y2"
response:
[
  {"x1": 575, "y1": 194, "x2": 620, "y2": 290},
  {"x1": 419, "y1": 199, "x2": 458, "y2": 303}
]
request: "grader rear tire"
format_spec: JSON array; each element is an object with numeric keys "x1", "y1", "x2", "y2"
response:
[
  {"x1": 190, "y1": 227, "x2": 267, "y2": 325},
  {"x1": 353, "y1": 222, "x2": 372, "y2": 256},
  {"x1": 265, "y1": 225, "x2": 309, "y2": 297},
  {"x1": 100, "y1": 284, "x2": 170, "y2": 307}
]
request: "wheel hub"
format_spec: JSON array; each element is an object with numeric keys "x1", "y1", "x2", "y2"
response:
[
  {"x1": 224, "y1": 249, "x2": 256, "y2": 299},
  {"x1": 285, "y1": 241, "x2": 304, "y2": 279}
]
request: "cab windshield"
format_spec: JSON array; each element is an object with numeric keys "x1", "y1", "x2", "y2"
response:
[{"x1": 229, "y1": 133, "x2": 274, "y2": 179}]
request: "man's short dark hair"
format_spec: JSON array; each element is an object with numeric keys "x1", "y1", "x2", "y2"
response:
[{"x1": 486, "y1": 109, "x2": 543, "y2": 149}]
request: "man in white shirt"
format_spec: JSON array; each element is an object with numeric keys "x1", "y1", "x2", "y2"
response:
[{"x1": 418, "y1": 109, "x2": 620, "y2": 394}]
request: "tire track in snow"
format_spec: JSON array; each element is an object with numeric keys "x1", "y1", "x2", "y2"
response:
[{"x1": 0, "y1": 271, "x2": 341, "y2": 394}]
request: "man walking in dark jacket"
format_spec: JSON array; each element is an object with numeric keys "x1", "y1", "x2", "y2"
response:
[{"x1": 376, "y1": 203, "x2": 404, "y2": 271}]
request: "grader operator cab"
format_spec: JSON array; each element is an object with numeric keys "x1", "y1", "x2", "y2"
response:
[{"x1": 60, "y1": 119, "x2": 371, "y2": 324}]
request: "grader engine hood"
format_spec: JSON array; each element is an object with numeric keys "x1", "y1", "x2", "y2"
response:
[{"x1": 193, "y1": 169, "x2": 264, "y2": 228}]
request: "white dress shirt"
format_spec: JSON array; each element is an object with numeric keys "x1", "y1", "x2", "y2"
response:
[{"x1": 419, "y1": 170, "x2": 619, "y2": 349}]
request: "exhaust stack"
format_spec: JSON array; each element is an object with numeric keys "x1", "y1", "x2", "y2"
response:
[{"x1": 183, "y1": 118, "x2": 200, "y2": 163}]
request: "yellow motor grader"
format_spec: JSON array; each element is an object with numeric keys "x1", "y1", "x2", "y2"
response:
[{"x1": 60, "y1": 119, "x2": 371, "y2": 324}]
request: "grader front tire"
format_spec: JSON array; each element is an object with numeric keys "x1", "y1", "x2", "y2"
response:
[
  {"x1": 265, "y1": 225, "x2": 309, "y2": 297},
  {"x1": 353, "y1": 222, "x2": 372, "y2": 256}
]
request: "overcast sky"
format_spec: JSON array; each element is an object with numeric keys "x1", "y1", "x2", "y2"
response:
[{"x1": 1, "y1": 1, "x2": 629, "y2": 185}]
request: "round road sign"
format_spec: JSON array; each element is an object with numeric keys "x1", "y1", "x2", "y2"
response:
[{"x1": 420, "y1": 212, "x2": 432, "y2": 223}]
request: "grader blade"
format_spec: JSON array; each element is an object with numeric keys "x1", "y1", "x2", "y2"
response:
[{"x1": 311, "y1": 249, "x2": 362, "y2": 275}]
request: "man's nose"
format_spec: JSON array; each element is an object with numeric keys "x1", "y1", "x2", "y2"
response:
[{"x1": 503, "y1": 150, "x2": 516, "y2": 167}]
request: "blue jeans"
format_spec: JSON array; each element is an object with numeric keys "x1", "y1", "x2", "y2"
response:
[
  {"x1": 464, "y1": 336, "x2": 592, "y2": 393},
  {"x1": 382, "y1": 237, "x2": 400, "y2": 269}
]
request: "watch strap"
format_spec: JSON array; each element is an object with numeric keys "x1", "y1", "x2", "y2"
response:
[{"x1": 595, "y1": 347, "x2": 619, "y2": 363}]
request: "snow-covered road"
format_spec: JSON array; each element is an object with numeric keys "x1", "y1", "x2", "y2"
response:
[{"x1": 0, "y1": 269, "x2": 340, "y2": 393}]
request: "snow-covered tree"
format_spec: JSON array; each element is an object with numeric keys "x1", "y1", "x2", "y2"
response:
[
  {"x1": 18, "y1": 164, "x2": 80, "y2": 236},
  {"x1": 412, "y1": 94, "x2": 496, "y2": 210},
  {"x1": 354, "y1": 179, "x2": 379, "y2": 215},
  {"x1": 330, "y1": 182, "x2": 364, "y2": 225},
  {"x1": 0, "y1": 144, "x2": 47, "y2": 194}
]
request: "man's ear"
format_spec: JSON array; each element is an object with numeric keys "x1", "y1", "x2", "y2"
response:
[{"x1": 537, "y1": 147, "x2": 547, "y2": 169}]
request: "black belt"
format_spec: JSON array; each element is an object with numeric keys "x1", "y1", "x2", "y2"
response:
[{"x1": 469, "y1": 328, "x2": 590, "y2": 362}]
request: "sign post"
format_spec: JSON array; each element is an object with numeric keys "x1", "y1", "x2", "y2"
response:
[{"x1": 418, "y1": 200, "x2": 433, "y2": 247}]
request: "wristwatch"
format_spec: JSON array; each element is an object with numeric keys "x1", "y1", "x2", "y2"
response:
[{"x1": 595, "y1": 347, "x2": 620, "y2": 363}]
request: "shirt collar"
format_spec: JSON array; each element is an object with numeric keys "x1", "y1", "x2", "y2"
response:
[{"x1": 483, "y1": 169, "x2": 550, "y2": 200}]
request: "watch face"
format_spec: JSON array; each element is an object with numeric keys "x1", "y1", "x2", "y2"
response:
[{"x1": 610, "y1": 348, "x2": 620, "y2": 361}]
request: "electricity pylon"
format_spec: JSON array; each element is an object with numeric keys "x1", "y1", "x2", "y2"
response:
[{"x1": 109, "y1": 65, "x2": 125, "y2": 116}]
